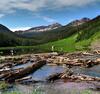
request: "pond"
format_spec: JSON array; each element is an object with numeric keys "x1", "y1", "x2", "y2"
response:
[
  {"x1": 0, "y1": 62, "x2": 100, "y2": 94},
  {"x1": 14, "y1": 62, "x2": 100, "y2": 81}
]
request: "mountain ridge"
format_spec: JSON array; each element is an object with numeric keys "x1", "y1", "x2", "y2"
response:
[
  {"x1": 0, "y1": 24, "x2": 12, "y2": 32},
  {"x1": 15, "y1": 23, "x2": 62, "y2": 34},
  {"x1": 0, "y1": 15, "x2": 100, "y2": 48},
  {"x1": 67, "y1": 18, "x2": 90, "y2": 26}
]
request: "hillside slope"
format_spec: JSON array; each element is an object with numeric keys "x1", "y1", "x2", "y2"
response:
[
  {"x1": 36, "y1": 31, "x2": 100, "y2": 52},
  {"x1": 15, "y1": 17, "x2": 92, "y2": 44},
  {"x1": 36, "y1": 16, "x2": 100, "y2": 52},
  {"x1": 0, "y1": 24, "x2": 38, "y2": 47}
]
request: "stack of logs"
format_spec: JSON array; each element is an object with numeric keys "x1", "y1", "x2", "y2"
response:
[
  {"x1": 0, "y1": 60, "x2": 46, "y2": 83},
  {"x1": 47, "y1": 72, "x2": 100, "y2": 82}
]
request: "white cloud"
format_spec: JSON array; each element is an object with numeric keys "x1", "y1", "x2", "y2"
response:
[
  {"x1": 53, "y1": 0, "x2": 98, "y2": 7},
  {"x1": 0, "y1": 0, "x2": 47, "y2": 15},
  {"x1": 0, "y1": 14, "x2": 4, "y2": 18},
  {"x1": 0, "y1": 0, "x2": 99, "y2": 16},
  {"x1": 42, "y1": 16, "x2": 56, "y2": 23},
  {"x1": 10, "y1": 27, "x2": 31, "y2": 31},
  {"x1": 35, "y1": 14, "x2": 57, "y2": 23}
]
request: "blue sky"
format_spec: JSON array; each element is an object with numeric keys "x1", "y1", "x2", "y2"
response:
[{"x1": 0, "y1": 0, "x2": 100, "y2": 31}]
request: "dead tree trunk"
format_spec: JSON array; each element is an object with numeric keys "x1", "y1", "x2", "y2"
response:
[
  {"x1": 46, "y1": 73, "x2": 63, "y2": 82},
  {"x1": 4, "y1": 60, "x2": 46, "y2": 82}
]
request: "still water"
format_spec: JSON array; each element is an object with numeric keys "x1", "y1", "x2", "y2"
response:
[{"x1": 1, "y1": 63, "x2": 100, "y2": 94}]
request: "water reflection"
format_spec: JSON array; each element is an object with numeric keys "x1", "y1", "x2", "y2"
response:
[{"x1": 72, "y1": 65, "x2": 100, "y2": 77}]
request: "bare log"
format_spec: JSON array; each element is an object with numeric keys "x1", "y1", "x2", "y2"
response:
[
  {"x1": 46, "y1": 73, "x2": 63, "y2": 82},
  {"x1": 15, "y1": 76, "x2": 32, "y2": 82},
  {"x1": 4, "y1": 60, "x2": 46, "y2": 82},
  {"x1": 46, "y1": 72, "x2": 100, "y2": 82},
  {"x1": 0, "y1": 63, "x2": 13, "y2": 69}
]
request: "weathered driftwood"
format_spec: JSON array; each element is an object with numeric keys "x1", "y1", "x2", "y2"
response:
[
  {"x1": 47, "y1": 54, "x2": 100, "y2": 68},
  {"x1": 46, "y1": 72, "x2": 100, "y2": 82},
  {"x1": 0, "y1": 63, "x2": 13, "y2": 69},
  {"x1": 46, "y1": 73, "x2": 63, "y2": 82},
  {"x1": 3, "y1": 60, "x2": 46, "y2": 82},
  {"x1": 15, "y1": 76, "x2": 32, "y2": 82},
  {"x1": 63, "y1": 74, "x2": 100, "y2": 82},
  {"x1": 46, "y1": 69, "x2": 73, "y2": 82}
]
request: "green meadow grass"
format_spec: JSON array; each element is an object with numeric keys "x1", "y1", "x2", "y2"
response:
[
  {"x1": 37, "y1": 37, "x2": 93, "y2": 52},
  {"x1": 2, "y1": 89, "x2": 93, "y2": 94},
  {"x1": 38, "y1": 34, "x2": 77, "y2": 52}
]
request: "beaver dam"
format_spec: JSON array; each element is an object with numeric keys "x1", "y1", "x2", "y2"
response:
[{"x1": 0, "y1": 51, "x2": 100, "y2": 94}]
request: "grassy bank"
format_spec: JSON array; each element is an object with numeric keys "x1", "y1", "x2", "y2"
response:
[{"x1": 39, "y1": 35, "x2": 91, "y2": 52}]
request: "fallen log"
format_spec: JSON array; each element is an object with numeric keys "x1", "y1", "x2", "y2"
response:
[
  {"x1": 4, "y1": 60, "x2": 46, "y2": 83},
  {"x1": 15, "y1": 76, "x2": 32, "y2": 82},
  {"x1": 46, "y1": 73, "x2": 63, "y2": 82},
  {"x1": 46, "y1": 68, "x2": 73, "y2": 82},
  {"x1": 0, "y1": 63, "x2": 13, "y2": 69},
  {"x1": 46, "y1": 72, "x2": 100, "y2": 82}
]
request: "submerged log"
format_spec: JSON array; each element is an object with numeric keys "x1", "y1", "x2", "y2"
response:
[{"x1": 4, "y1": 60, "x2": 46, "y2": 82}]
